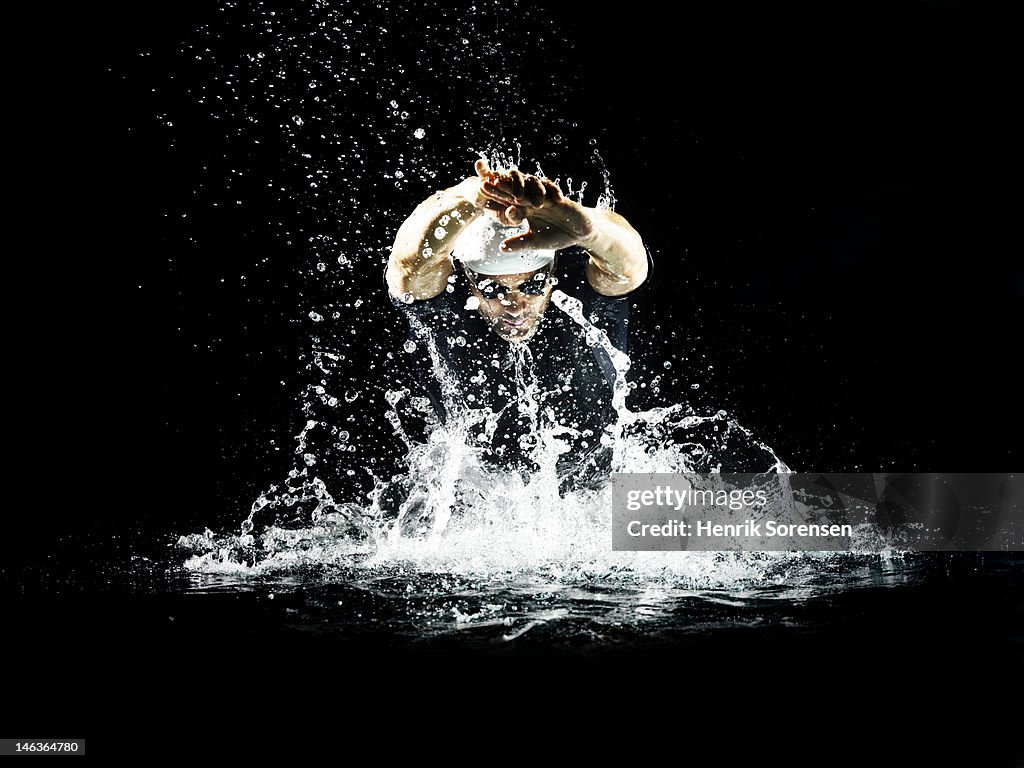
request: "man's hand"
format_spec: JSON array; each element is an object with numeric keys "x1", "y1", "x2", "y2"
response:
[
  {"x1": 457, "y1": 159, "x2": 530, "y2": 229},
  {"x1": 478, "y1": 169, "x2": 596, "y2": 252}
]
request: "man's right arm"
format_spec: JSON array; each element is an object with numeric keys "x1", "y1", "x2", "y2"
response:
[{"x1": 387, "y1": 160, "x2": 500, "y2": 301}]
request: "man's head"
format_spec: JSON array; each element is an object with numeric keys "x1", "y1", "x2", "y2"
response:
[
  {"x1": 453, "y1": 216, "x2": 558, "y2": 343},
  {"x1": 461, "y1": 261, "x2": 556, "y2": 342}
]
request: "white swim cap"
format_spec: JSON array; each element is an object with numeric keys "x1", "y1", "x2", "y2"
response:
[{"x1": 452, "y1": 216, "x2": 555, "y2": 276}]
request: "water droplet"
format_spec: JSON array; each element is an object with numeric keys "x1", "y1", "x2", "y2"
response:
[
  {"x1": 308, "y1": 311, "x2": 324, "y2": 322},
  {"x1": 464, "y1": 296, "x2": 480, "y2": 310},
  {"x1": 386, "y1": 388, "x2": 408, "y2": 406},
  {"x1": 403, "y1": 340, "x2": 417, "y2": 353},
  {"x1": 663, "y1": 361, "x2": 672, "y2": 369},
  {"x1": 413, "y1": 128, "x2": 426, "y2": 139}
]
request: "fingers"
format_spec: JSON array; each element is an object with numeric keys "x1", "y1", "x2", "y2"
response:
[
  {"x1": 524, "y1": 176, "x2": 545, "y2": 208},
  {"x1": 541, "y1": 179, "x2": 564, "y2": 203},
  {"x1": 483, "y1": 172, "x2": 554, "y2": 209},
  {"x1": 508, "y1": 169, "x2": 526, "y2": 199},
  {"x1": 489, "y1": 174, "x2": 519, "y2": 199},
  {"x1": 482, "y1": 180, "x2": 517, "y2": 206},
  {"x1": 474, "y1": 158, "x2": 492, "y2": 179},
  {"x1": 505, "y1": 205, "x2": 525, "y2": 226},
  {"x1": 484, "y1": 200, "x2": 524, "y2": 227},
  {"x1": 499, "y1": 232, "x2": 533, "y2": 252}
]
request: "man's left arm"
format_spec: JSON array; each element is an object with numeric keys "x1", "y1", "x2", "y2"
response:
[{"x1": 575, "y1": 206, "x2": 649, "y2": 297}]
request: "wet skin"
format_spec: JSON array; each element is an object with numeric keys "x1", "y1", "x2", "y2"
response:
[{"x1": 462, "y1": 264, "x2": 555, "y2": 343}]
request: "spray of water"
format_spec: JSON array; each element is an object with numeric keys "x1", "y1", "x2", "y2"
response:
[{"x1": 175, "y1": 287, "x2": 912, "y2": 598}]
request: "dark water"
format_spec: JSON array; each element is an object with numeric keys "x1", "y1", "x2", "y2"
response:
[
  {"x1": 9, "y1": 529, "x2": 1022, "y2": 657},
  {"x1": 5, "y1": 530, "x2": 1022, "y2": 761}
]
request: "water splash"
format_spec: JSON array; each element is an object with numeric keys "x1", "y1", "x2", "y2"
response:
[
  {"x1": 162, "y1": 3, "x2": 915, "y2": 637},
  {"x1": 177, "y1": 287, "x2": 872, "y2": 595},
  {"x1": 175, "y1": 291, "x2": 920, "y2": 646}
]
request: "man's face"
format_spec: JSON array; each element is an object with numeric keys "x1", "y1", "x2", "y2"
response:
[{"x1": 463, "y1": 264, "x2": 555, "y2": 343}]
